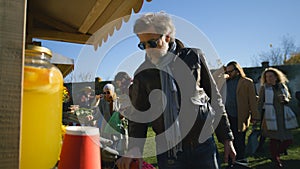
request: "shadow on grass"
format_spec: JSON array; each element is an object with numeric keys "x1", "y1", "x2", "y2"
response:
[
  {"x1": 218, "y1": 127, "x2": 300, "y2": 169},
  {"x1": 144, "y1": 127, "x2": 300, "y2": 168},
  {"x1": 251, "y1": 159, "x2": 300, "y2": 169}
]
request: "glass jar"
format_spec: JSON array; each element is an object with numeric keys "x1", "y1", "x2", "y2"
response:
[{"x1": 20, "y1": 45, "x2": 63, "y2": 169}]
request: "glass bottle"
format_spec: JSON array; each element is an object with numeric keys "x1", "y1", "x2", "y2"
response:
[{"x1": 20, "y1": 45, "x2": 63, "y2": 169}]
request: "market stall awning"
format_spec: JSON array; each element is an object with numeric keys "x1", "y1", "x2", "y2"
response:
[
  {"x1": 27, "y1": 0, "x2": 152, "y2": 46},
  {"x1": 51, "y1": 53, "x2": 74, "y2": 77}
]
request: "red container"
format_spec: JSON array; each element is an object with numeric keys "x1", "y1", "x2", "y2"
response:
[{"x1": 58, "y1": 126, "x2": 101, "y2": 169}]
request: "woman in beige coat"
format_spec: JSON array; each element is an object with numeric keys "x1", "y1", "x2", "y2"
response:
[{"x1": 258, "y1": 67, "x2": 293, "y2": 168}]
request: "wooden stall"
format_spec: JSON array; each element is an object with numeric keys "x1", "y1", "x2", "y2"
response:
[{"x1": 0, "y1": 0, "x2": 151, "y2": 168}]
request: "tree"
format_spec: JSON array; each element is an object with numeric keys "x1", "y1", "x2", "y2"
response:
[
  {"x1": 259, "y1": 47, "x2": 283, "y2": 65},
  {"x1": 258, "y1": 35, "x2": 299, "y2": 66},
  {"x1": 281, "y1": 35, "x2": 297, "y2": 61},
  {"x1": 284, "y1": 52, "x2": 300, "y2": 64}
]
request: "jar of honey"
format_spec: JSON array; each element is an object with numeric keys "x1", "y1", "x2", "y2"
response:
[{"x1": 20, "y1": 45, "x2": 63, "y2": 169}]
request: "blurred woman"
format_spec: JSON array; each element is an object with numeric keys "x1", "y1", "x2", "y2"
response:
[
  {"x1": 114, "y1": 71, "x2": 131, "y2": 95},
  {"x1": 258, "y1": 67, "x2": 293, "y2": 168},
  {"x1": 114, "y1": 72, "x2": 132, "y2": 117},
  {"x1": 96, "y1": 84, "x2": 120, "y2": 134},
  {"x1": 91, "y1": 84, "x2": 122, "y2": 169}
]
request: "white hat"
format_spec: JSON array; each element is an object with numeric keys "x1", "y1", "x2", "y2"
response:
[{"x1": 103, "y1": 83, "x2": 115, "y2": 92}]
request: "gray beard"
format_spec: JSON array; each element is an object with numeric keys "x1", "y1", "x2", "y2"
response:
[
  {"x1": 147, "y1": 49, "x2": 167, "y2": 60},
  {"x1": 146, "y1": 44, "x2": 169, "y2": 64}
]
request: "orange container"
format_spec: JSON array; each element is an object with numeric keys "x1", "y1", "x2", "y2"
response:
[
  {"x1": 58, "y1": 126, "x2": 101, "y2": 169},
  {"x1": 20, "y1": 45, "x2": 63, "y2": 169}
]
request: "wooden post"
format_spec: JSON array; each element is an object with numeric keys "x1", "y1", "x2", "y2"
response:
[{"x1": 0, "y1": 0, "x2": 26, "y2": 168}]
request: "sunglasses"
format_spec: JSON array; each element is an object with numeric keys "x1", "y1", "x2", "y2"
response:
[
  {"x1": 225, "y1": 69, "x2": 236, "y2": 74},
  {"x1": 138, "y1": 35, "x2": 163, "y2": 50},
  {"x1": 103, "y1": 91, "x2": 110, "y2": 95}
]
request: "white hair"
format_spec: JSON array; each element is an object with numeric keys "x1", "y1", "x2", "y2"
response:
[{"x1": 134, "y1": 12, "x2": 176, "y2": 40}]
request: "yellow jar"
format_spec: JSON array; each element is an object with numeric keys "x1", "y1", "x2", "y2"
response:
[{"x1": 20, "y1": 45, "x2": 63, "y2": 169}]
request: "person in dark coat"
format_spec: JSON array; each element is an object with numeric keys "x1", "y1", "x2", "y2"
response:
[{"x1": 116, "y1": 12, "x2": 236, "y2": 169}]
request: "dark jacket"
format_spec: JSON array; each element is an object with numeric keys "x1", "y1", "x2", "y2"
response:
[{"x1": 127, "y1": 43, "x2": 233, "y2": 151}]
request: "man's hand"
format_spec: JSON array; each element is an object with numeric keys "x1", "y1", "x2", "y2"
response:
[
  {"x1": 223, "y1": 139, "x2": 236, "y2": 164},
  {"x1": 116, "y1": 156, "x2": 134, "y2": 169},
  {"x1": 116, "y1": 147, "x2": 142, "y2": 169},
  {"x1": 86, "y1": 115, "x2": 94, "y2": 121}
]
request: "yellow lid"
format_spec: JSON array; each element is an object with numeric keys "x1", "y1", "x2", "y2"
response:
[{"x1": 25, "y1": 44, "x2": 52, "y2": 58}]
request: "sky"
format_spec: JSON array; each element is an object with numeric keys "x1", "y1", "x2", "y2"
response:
[{"x1": 37, "y1": 0, "x2": 300, "y2": 81}]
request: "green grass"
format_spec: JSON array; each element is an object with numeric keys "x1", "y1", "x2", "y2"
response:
[
  {"x1": 143, "y1": 127, "x2": 157, "y2": 166},
  {"x1": 143, "y1": 127, "x2": 300, "y2": 169}
]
